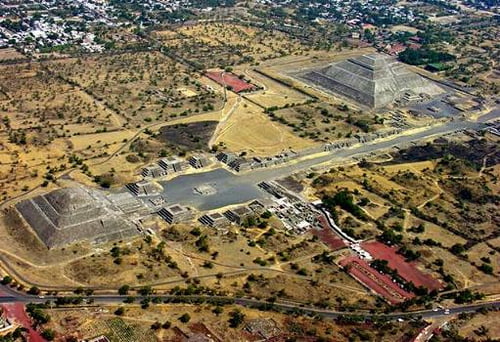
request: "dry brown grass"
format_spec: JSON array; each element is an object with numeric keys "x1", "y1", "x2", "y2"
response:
[
  {"x1": 405, "y1": 215, "x2": 467, "y2": 248},
  {"x1": 419, "y1": 247, "x2": 497, "y2": 288},
  {"x1": 241, "y1": 69, "x2": 310, "y2": 108},
  {"x1": 45, "y1": 52, "x2": 223, "y2": 126},
  {"x1": 456, "y1": 311, "x2": 500, "y2": 340},
  {"x1": 0, "y1": 48, "x2": 25, "y2": 61},
  {"x1": 160, "y1": 22, "x2": 307, "y2": 66},
  {"x1": 466, "y1": 242, "x2": 499, "y2": 275},
  {"x1": 214, "y1": 99, "x2": 315, "y2": 155}
]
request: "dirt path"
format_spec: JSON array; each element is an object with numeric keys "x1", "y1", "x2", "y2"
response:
[
  {"x1": 417, "y1": 185, "x2": 443, "y2": 209},
  {"x1": 163, "y1": 242, "x2": 367, "y2": 294},
  {"x1": 445, "y1": 152, "x2": 495, "y2": 180},
  {"x1": 208, "y1": 95, "x2": 241, "y2": 148},
  {"x1": 0, "y1": 247, "x2": 98, "y2": 269}
]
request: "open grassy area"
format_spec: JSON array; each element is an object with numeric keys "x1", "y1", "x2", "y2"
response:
[
  {"x1": 0, "y1": 50, "x2": 235, "y2": 199},
  {"x1": 43, "y1": 302, "x2": 420, "y2": 341},
  {"x1": 45, "y1": 52, "x2": 223, "y2": 127},
  {"x1": 458, "y1": 311, "x2": 500, "y2": 340},
  {"x1": 0, "y1": 48, "x2": 26, "y2": 61},
  {"x1": 156, "y1": 23, "x2": 308, "y2": 69},
  {"x1": 268, "y1": 102, "x2": 384, "y2": 143},
  {"x1": 309, "y1": 136, "x2": 499, "y2": 292},
  {"x1": 213, "y1": 98, "x2": 315, "y2": 155},
  {"x1": 242, "y1": 69, "x2": 311, "y2": 108}
]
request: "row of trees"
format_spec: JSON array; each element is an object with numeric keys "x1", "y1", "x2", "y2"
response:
[{"x1": 399, "y1": 48, "x2": 455, "y2": 66}]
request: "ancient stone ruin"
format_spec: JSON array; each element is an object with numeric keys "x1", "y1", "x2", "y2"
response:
[
  {"x1": 300, "y1": 53, "x2": 444, "y2": 108},
  {"x1": 16, "y1": 187, "x2": 140, "y2": 249}
]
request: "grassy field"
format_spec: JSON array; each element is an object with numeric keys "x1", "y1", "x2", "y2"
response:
[
  {"x1": 309, "y1": 136, "x2": 500, "y2": 292},
  {"x1": 156, "y1": 23, "x2": 308, "y2": 68},
  {"x1": 455, "y1": 311, "x2": 500, "y2": 341},
  {"x1": 466, "y1": 242, "x2": 499, "y2": 276},
  {"x1": 43, "y1": 301, "x2": 420, "y2": 341},
  {"x1": 405, "y1": 215, "x2": 467, "y2": 248},
  {"x1": 268, "y1": 102, "x2": 384, "y2": 143},
  {"x1": 420, "y1": 246, "x2": 496, "y2": 288},
  {"x1": 45, "y1": 52, "x2": 223, "y2": 126},
  {"x1": 213, "y1": 98, "x2": 315, "y2": 155},
  {"x1": 0, "y1": 48, "x2": 26, "y2": 61},
  {"x1": 241, "y1": 69, "x2": 311, "y2": 108},
  {"x1": 0, "y1": 50, "x2": 235, "y2": 199}
]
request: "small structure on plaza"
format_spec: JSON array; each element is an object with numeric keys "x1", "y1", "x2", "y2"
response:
[
  {"x1": 188, "y1": 155, "x2": 211, "y2": 169},
  {"x1": 126, "y1": 180, "x2": 162, "y2": 196},
  {"x1": 158, "y1": 156, "x2": 186, "y2": 173},
  {"x1": 157, "y1": 204, "x2": 194, "y2": 224},
  {"x1": 198, "y1": 212, "x2": 230, "y2": 227}
]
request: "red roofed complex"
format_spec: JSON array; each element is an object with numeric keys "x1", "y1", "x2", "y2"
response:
[
  {"x1": 206, "y1": 71, "x2": 256, "y2": 93},
  {"x1": 362, "y1": 241, "x2": 442, "y2": 290},
  {"x1": 340, "y1": 256, "x2": 414, "y2": 304},
  {"x1": 387, "y1": 43, "x2": 407, "y2": 55}
]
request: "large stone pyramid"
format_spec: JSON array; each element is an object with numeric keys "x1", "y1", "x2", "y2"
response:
[
  {"x1": 16, "y1": 187, "x2": 139, "y2": 249},
  {"x1": 301, "y1": 53, "x2": 444, "y2": 108}
]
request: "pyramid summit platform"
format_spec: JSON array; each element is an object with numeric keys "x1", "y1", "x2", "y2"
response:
[{"x1": 300, "y1": 53, "x2": 444, "y2": 108}]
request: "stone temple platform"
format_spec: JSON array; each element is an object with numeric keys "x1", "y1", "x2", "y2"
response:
[
  {"x1": 16, "y1": 187, "x2": 140, "y2": 249},
  {"x1": 300, "y1": 53, "x2": 444, "y2": 108}
]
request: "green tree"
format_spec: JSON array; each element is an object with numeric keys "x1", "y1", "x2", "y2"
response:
[
  {"x1": 1, "y1": 276, "x2": 12, "y2": 285},
  {"x1": 228, "y1": 309, "x2": 245, "y2": 328},
  {"x1": 124, "y1": 296, "x2": 135, "y2": 304},
  {"x1": 179, "y1": 313, "x2": 191, "y2": 323},
  {"x1": 41, "y1": 329, "x2": 55, "y2": 341},
  {"x1": 478, "y1": 263, "x2": 493, "y2": 275},
  {"x1": 118, "y1": 285, "x2": 130, "y2": 295},
  {"x1": 212, "y1": 306, "x2": 223, "y2": 316},
  {"x1": 28, "y1": 286, "x2": 41, "y2": 295}
]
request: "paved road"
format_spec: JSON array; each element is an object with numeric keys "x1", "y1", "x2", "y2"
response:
[
  {"x1": 0, "y1": 284, "x2": 499, "y2": 321},
  {"x1": 139, "y1": 118, "x2": 488, "y2": 210}
]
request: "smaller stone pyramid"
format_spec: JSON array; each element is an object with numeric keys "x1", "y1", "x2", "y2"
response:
[{"x1": 16, "y1": 187, "x2": 139, "y2": 248}]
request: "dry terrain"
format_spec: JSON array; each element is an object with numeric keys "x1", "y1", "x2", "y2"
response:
[
  {"x1": 156, "y1": 23, "x2": 307, "y2": 68},
  {"x1": 212, "y1": 98, "x2": 315, "y2": 155},
  {"x1": 310, "y1": 135, "x2": 500, "y2": 292},
  {"x1": 43, "y1": 303, "x2": 421, "y2": 342}
]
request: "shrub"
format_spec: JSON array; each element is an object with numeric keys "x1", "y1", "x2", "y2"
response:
[{"x1": 179, "y1": 313, "x2": 191, "y2": 323}]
